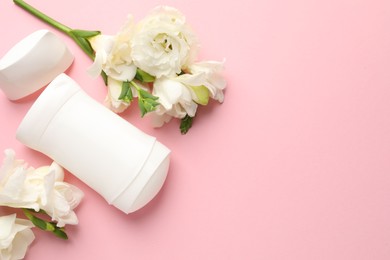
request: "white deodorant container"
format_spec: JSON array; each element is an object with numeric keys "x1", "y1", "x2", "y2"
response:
[
  {"x1": 0, "y1": 30, "x2": 73, "y2": 100},
  {"x1": 16, "y1": 74, "x2": 170, "y2": 213}
]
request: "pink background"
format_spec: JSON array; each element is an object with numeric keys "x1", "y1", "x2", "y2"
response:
[{"x1": 1, "y1": 0, "x2": 390, "y2": 259}]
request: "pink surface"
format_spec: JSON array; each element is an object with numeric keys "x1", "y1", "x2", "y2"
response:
[{"x1": 1, "y1": 0, "x2": 390, "y2": 259}]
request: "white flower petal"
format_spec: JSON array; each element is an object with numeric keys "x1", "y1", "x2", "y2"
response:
[
  {"x1": 87, "y1": 35, "x2": 115, "y2": 78},
  {"x1": 87, "y1": 50, "x2": 106, "y2": 78},
  {"x1": 104, "y1": 77, "x2": 131, "y2": 113},
  {"x1": 154, "y1": 77, "x2": 188, "y2": 110},
  {"x1": 131, "y1": 6, "x2": 198, "y2": 77},
  {"x1": 0, "y1": 214, "x2": 34, "y2": 260},
  {"x1": 89, "y1": 35, "x2": 115, "y2": 54},
  {"x1": 0, "y1": 151, "x2": 42, "y2": 211},
  {"x1": 0, "y1": 214, "x2": 15, "y2": 240},
  {"x1": 176, "y1": 72, "x2": 206, "y2": 87},
  {"x1": 42, "y1": 181, "x2": 83, "y2": 227},
  {"x1": 106, "y1": 63, "x2": 137, "y2": 82},
  {"x1": 49, "y1": 162, "x2": 64, "y2": 182},
  {"x1": 88, "y1": 17, "x2": 137, "y2": 85},
  {"x1": 148, "y1": 111, "x2": 172, "y2": 128},
  {"x1": 188, "y1": 60, "x2": 227, "y2": 102},
  {"x1": 8, "y1": 224, "x2": 35, "y2": 260},
  {"x1": 1, "y1": 167, "x2": 26, "y2": 199},
  {"x1": 178, "y1": 86, "x2": 197, "y2": 117},
  {"x1": 0, "y1": 150, "x2": 22, "y2": 183}
]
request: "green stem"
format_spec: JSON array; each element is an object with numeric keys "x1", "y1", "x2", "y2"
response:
[
  {"x1": 13, "y1": 0, "x2": 72, "y2": 34},
  {"x1": 22, "y1": 208, "x2": 68, "y2": 239},
  {"x1": 130, "y1": 80, "x2": 141, "y2": 91},
  {"x1": 69, "y1": 35, "x2": 95, "y2": 60},
  {"x1": 13, "y1": 0, "x2": 98, "y2": 61}
]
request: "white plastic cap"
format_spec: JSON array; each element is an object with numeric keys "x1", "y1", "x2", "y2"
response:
[{"x1": 0, "y1": 30, "x2": 73, "y2": 100}]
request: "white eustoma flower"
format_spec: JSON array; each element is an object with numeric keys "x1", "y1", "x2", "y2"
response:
[
  {"x1": 34, "y1": 163, "x2": 84, "y2": 228},
  {"x1": 0, "y1": 214, "x2": 35, "y2": 260},
  {"x1": 131, "y1": 6, "x2": 198, "y2": 78},
  {"x1": 88, "y1": 16, "x2": 137, "y2": 113}
]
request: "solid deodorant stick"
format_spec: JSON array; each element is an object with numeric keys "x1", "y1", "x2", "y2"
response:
[
  {"x1": 16, "y1": 74, "x2": 170, "y2": 213},
  {"x1": 0, "y1": 30, "x2": 73, "y2": 100}
]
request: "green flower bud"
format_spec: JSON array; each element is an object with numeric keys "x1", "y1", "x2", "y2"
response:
[{"x1": 191, "y1": 85, "x2": 210, "y2": 105}]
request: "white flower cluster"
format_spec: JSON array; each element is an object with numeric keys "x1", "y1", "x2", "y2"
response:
[
  {"x1": 0, "y1": 149, "x2": 83, "y2": 259},
  {"x1": 88, "y1": 6, "x2": 226, "y2": 131}
]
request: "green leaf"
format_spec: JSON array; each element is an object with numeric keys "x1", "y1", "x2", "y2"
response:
[
  {"x1": 22, "y1": 208, "x2": 68, "y2": 239},
  {"x1": 68, "y1": 30, "x2": 96, "y2": 59},
  {"x1": 101, "y1": 71, "x2": 108, "y2": 86},
  {"x1": 74, "y1": 36, "x2": 95, "y2": 56},
  {"x1": 71, "y1": 29, "x2": 101, "y2": 38},
  {"x1": 127, "y1": 81, "x2": 159, "y2": 117},
  {"x1": 137, "y1": 88, "x2": 159, "y2": 117},
  {"x1": 118, "y1": 81, "x2": 133, "y2": 103},
  {"x1": 23, "y1": 209, "x2": 53, "y2": 231},
  {"x1": 31, "y1": 215, "x2": 49, "y2": 230},
  {"x1": 180, "y1": 114, "x2": 194, "y2": 134},
  {"x1": 138, "y1": 88, "x2": 159, "y2": 100},
  {"x1": 138, "y1": 97, "x2": 160, "y2": 117},
  {"x1": 135, "y1": 69, "x2": 155, "y2": 83},
  {"x1": 52, "y1": 227, "x2": 68, "y2": 240}
]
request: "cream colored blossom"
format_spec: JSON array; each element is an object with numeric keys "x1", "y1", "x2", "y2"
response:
[
  {"x1": 34, "y1": 163, "x2": 83, "y2": 227},
  {"x1": 0, "y1": 150, "x2": 83, "y2": 227},
  {"x1": 88, "y1": 16, "x2": 137, "y2": 82},
  {"x1": 131, "y1": 6, "x2": 198, "y2": 78},
  {"x1": 88, "y1": 16, "x2": 138, "y2": 113},
  {"x1": 0, "y1": 214, "x2": 34, "y2": 260}
]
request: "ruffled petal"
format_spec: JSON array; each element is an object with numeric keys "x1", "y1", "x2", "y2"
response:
[
  {"x1": 153, "y1": 77, "x2": 185, "y2": 110},
  {"x1": 87, "y1": 50, "x2": 106, "y2": 78},
  {"x1": 89, "y1": 35, "x2": 115, "y2": 54},
  {"x1": 87, "y1": 35, "x2": 114, "y2": 78},
  {"x1": 107, "y1": 62, "x2": 137, "y2": 82},
  {"x1": 0, "y1": 214, "x2": 15, "y2": 241},
  {"x1": 189, "y1": 60, "x2": 227, "y2": 102},
  {"x1": 148, "y1": 111, "x2": 172, "y2": 128}
]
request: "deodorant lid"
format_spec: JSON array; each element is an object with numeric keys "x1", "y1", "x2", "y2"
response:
[{"x1": 0, "y1": 30, "x2": 73, "y2": 100}]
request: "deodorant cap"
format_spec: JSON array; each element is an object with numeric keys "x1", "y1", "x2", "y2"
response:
[{"x1": 0, "y1": 30, "x2": 73, "y2": 100}]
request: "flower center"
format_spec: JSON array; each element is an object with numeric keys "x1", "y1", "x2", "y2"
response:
[{"x1": 154, "y1": 33, "x2": 173, "y2": 52}]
